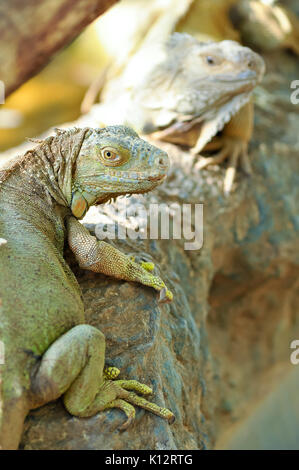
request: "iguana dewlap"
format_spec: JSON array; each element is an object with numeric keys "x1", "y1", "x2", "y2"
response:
[
  {"x1": 93, "y1": 33, "x2": 265, "y2": 193},
  {"x1": 0, "y1": 126, "x2": 174, "y2": 450}
]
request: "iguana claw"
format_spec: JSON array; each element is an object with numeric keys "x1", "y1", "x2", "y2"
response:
[
  {"x1": 129, "y1": 255, "x2": 173, "y2": 302},
  {"x1": 158, "y1": 287, "x2": 173, "y2": 304}
]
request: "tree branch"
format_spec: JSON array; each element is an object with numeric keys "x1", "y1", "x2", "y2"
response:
[{"x1": 0, "y1": 0, "x2": 119, "y2": 98}]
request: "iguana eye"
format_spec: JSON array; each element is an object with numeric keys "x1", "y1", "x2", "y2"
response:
[
  {"x1": 100, "y1": 148, "x2": 123, "y2": 166},
  {"x1": 206, "y1": 56, "x2": 216, "y2": 65},
  {"x1": 104, "y1": 150, "x2": 117, "y2": 160},
  {"x1": 203, "y1": 54, "x2": 223, "y2": 66}
]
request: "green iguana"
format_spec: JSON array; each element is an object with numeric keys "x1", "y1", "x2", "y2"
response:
[
  {"x1": 91, "y1": 33, "x2": 265, "y2": 193},
  {"x1": 0, "y1": 125, "x2": 174, "y2": 450}
]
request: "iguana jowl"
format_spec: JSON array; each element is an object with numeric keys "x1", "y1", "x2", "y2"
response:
[{"x1": 0, "y1": 125, "x2": 174, "y2": 450}]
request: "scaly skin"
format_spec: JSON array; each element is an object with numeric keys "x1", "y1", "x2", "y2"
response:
[
  {"x1": 92, "y1": 33, "x2": 265, "y2": 193},
  {"x1": 0, "y1": 125, "x2": 174, "y2": 450}
]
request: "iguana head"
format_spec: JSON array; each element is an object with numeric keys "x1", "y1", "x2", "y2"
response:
[
  {"x1": 70, "y1": 126, "x2": 169, "y2": 219},
  {"x1": 100, "y1": 33, "x2": 265, "y2": 134},
  {"x1": 173, "y1": 36, "x2": 265, "y2": 91}
]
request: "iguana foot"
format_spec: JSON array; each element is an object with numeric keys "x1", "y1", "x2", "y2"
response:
[
  {"x1": 99, "y1": 377, "x2": 175, "y2": 430},
  {"x1": 129, "y1": 255, "x2": 173, "y2": 303},
  {"x1": 194, "y1": 137, "x2": 252, "y2": 194}
]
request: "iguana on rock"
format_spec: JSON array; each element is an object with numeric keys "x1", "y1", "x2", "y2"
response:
[
  {"x1": 91, "y1": 33, "x2": 265, "y2": 193},
  {"x1": 0, "y1": 125, "x2": 174, "y2": 450}
]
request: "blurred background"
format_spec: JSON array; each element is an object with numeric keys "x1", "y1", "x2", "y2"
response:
[{"x1": 0, "y1": 20, "x2": 106, "y2": 151}]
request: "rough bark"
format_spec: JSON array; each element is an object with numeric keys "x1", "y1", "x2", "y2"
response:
[{"x1": 0, "y1": 0, "x2": 118, "y2": 98}]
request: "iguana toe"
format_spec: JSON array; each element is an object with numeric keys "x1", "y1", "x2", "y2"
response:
[
  {"x1": 129, "y1": 255, "x2": 155, "y2": 272},
  {"x1": 115, "y1": 379, "x2": 153, "y2": 396},
  {"x1": 104, "y1": 366, "x2": 120, "y2": 380},
  {"x1": 140, "y1": 261, "x2": 155, "y2": 272}
]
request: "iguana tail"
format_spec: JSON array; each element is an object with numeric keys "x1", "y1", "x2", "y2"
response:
[
  {"x1": 0, "y1": 361, "x2": 3, "y2": 449},
  {"x1": 0, "y1": 343, "x2": 27, "y2": 450},
  {"x1": 0, "y1": 383, "x2": 27, "y2": 449}
]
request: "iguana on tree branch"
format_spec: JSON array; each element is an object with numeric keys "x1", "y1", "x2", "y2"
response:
[{"x1": 0, "y1": 125, "x2": 174, "y2": 450}]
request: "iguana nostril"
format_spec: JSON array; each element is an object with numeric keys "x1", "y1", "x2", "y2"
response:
[{"x1": 157, "y1": 153, "x2": 169, "y2": 168}]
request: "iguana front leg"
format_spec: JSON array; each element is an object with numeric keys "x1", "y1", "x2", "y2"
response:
[
  {"x1": 66, "y1": 216, "x2": 173, "y2": 303},
  {"x1": 195, "y1": 100, "x2": 254, "y2": 194},
  {"x1": 30, "y1": 325, "x2": 174, "y2": 427}
]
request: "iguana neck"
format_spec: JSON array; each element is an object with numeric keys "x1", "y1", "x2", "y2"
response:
[{"x1": 0, "y1": 128, "x2": 90, "y2": 209}]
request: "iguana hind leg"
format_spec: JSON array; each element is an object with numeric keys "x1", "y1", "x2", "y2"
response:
[
  {"x1": 194, "y1": 100, "x2": 254, "y2": 193},
  {"x1": 196, "y1": 136, "x2": 251, "y2": 194},
  {"x1": 29, "y1": 324, "x2": 174, "y2": 427}
]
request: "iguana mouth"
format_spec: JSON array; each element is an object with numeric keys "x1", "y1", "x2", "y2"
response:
[
  {"x1": 81, "y1": 170, "x2": 167, "y2": 183},
  {"x1": 111, "y1": 170, "x2": 166, "y2": 180},
  {"x1": 94, "y1": 184, "x2": 161, "y2": 204},
  {"x1": 147, "y1": 174, "x2": 166, "y2": 181},
  {"x1": 216, "y1": 78, "x2": 257, "y2": 84}
]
